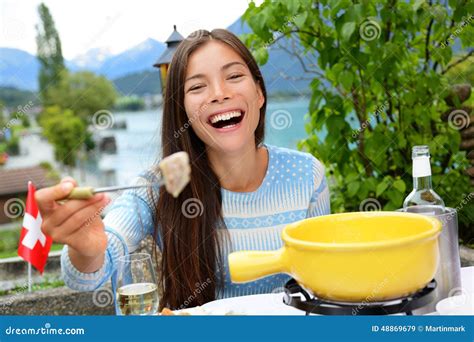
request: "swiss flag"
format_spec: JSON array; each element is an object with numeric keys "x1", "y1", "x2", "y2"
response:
[{"x1": 17, "y1": 181, "x2": 52, "y2": 274}]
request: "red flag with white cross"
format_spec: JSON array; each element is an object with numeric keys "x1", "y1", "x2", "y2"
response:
[{"x1": 17, "y1": 181, "x2": 52, "y2": 274}]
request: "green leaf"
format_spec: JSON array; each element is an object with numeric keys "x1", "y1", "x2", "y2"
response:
[
  {"x1": 393, "y1": 179, "x2": 406, "y2": 193},
  {"x1": 341, "y1": 21, "x2": 356, "y2": 42},
  {"x1": 338, "y1": 70, "x2": 354, "y2": 91},
  {"x1": 346, "y1": 172, "x2": 359, "y2": 182},
  {"x1": 328, "y1": 63, "x2": 345, "y2": 82},
  {"x1": 376, "y1": 180, "x2": 389, "y2": 197},
  {"x1": 386, "y1": 189, "x2": 405, "y2": 207},
  {"x1": 413, "y1": 0, "x2": 425, "y2": 11},
  {"x1": 293, "y1": 12, "x2": 308, "y2": 27},
  {"x1": 347, "y1": 181, "x2": 360, "y2": 197},
  {"x1": 286, "y1": 0, "x2": 300, "y2": 15},
  {"x1": 253, "y1": 47, "x2": 269, "y2": 65}
]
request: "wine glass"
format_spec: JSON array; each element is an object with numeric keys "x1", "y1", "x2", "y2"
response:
[{"x1": 115, "y1": 253, "x2": 159, "y2": 315}]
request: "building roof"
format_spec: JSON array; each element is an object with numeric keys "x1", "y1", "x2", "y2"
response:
[
  {"x1": 0, "y1": 166, "x2": 57, "y2": 196},
  {"x1": 165, "y1": 25, "x2": 184, "y2": 44},
  {"x1": 153, "y1": 25, "x2": 184, "y2": 67}
]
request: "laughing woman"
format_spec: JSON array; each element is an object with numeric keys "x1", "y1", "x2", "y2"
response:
[{"x1": 35, "y1": 29, "x2": 330, "y2": 310}]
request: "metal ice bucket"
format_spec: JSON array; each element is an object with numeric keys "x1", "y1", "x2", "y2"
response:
[{"x1": 397, "y1": 207, "x2": 462, "y2": 314}]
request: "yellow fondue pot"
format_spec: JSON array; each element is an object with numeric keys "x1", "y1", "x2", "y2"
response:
[{"x1": 229, "y1": 212, "x2": 441, "y2": 302}]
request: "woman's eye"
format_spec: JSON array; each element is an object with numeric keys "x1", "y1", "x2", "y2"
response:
[
  {"x1": 189, "y1": 85, "x2": 204, "y2": 92},
  {"x1": 228, "y1": 74, "x2": 243, "y2": 80}
]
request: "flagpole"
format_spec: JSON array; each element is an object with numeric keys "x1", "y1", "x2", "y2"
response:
[
  {"x1": 19, "y1": 181, "x2": 50, "y2": 292},
  {"x1": 27, "y1": 262, "x2": 32, "y2": 292}
]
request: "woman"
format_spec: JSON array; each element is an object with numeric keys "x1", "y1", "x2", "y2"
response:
[{"x1": 36, "y1": 29, "x2": 330, "y2": 310}]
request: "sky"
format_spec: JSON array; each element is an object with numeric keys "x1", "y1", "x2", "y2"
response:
[{"x1": 0, "y1": 0, "x2": 258, "y2": 59}]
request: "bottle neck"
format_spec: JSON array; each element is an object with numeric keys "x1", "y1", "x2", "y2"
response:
[
  {"x1": 412, "y1": 156, "x2": 433, "y2": 190},
  {"x1": 413, "y1": 175, "x2": 433, "y2": 190}
]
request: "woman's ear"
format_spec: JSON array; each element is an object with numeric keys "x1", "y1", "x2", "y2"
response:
[{"x1": 256, "y1": 82, "x2": 265, "y2": 109}]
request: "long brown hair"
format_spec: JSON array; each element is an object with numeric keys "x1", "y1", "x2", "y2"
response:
[{"x1": 150, "y1": 29, "x2": 267, "y2": 310}]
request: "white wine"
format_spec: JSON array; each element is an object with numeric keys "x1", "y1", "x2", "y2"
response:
[{"x1": 117, "y1": 282, "x2": 159, "y2": 315}]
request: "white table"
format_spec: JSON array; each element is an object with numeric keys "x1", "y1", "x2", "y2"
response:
[{"x1": 196, "y1": 267, "x2": 473, "y2": 315}]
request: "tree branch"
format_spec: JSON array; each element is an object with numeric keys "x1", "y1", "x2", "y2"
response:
[
  {"x1": 441, "y1": 49, "x2": 474, "y2": 74},
  {"x1": 270, "y1": 28, "x2": 319, "y2": 48},
  {"x1": 276, "y1": 39, "x2": 348, "y2": 99},
  {"x1": 424, "y1": 0, "x2": 434, "y2": 72},
  {"x1": 357, "y1": 67, "x2": 368, "y2": 125},
  {"x1": 352, "y1": 86, "x2": 373, "y2": 177},
  {"x1": 276, "y1": 40, "x2": 320, "y2": 75},
  {"x1": 382, "y1": 0, "x2": 396, "y2": 124}
]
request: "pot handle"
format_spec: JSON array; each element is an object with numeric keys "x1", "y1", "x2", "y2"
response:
[{"x1": 228, "y1": 249, "x2": 285, "y2": 283}]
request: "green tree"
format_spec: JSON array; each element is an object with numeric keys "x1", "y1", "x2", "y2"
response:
[
  {"x1": 243, "y1": 0, "x2": 473, "y2": 241},
  {"x1": 445, "y1": 55, "x2": 474, "y2": 87},
  {"x1": 41, "y1": 106, "x2": 86, "y2": 167},
  {"x1": 115, "y1": 96, "x2": 145, "y2": 111},
  {"x1": 47, "y1": 71, "x2": 117, "y2": 122},
  {"x1": 36, "y1": 3, "x2": 65, "y2": 104}
]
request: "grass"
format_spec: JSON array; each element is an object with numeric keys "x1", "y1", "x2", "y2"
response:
[
  {"x1": 0, "y1": 277, "x2": 65, "y2": 296},
  {"x1": 0, "y1": 243, "x2": 63, "y2": 259},
  {"x1": 0, "y1": 226, "x2": 63, "y2": 259}
]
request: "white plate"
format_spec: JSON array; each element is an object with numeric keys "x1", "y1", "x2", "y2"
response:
[
  {"x1": 435, "y1": 267, "x2": 474, "y2": 315},
  {"x1": 202, "y1": 292, "x2": 305, "y2": 315},
  {"x1": 436, "y1": 294, "x2": 474, "y2": 315},
  {"x1": 461, "y1": 266, "x2": 473, "y2": 293}
]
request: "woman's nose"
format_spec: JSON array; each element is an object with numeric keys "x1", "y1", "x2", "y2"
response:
[{"x1": 210, "y1": 81, "x2": 231, "y2": 103}]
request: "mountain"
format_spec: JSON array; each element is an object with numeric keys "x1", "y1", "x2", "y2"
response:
[
  {"x1": 113, "y1": 70, "x2": 161, "y2": 96},
  {"x1": 69, "y1": 38, "x2": 166, "y2": 79},
  {"x1": 0, "y1": 39, "x2": 165, "y2": 91},
  {"x1": 68, "y1": 47, "x2": 114, "y2": 71},
  {"x1": 0, "y1": 48, "x2": 39, "y2": 91},
  {"x1": 0, "y1": 86, "x2": 38, "y2": 108}
]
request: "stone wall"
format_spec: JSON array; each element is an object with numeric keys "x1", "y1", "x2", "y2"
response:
[{"x1": 0, "y1": 286, "x2": 114, "y2": 315}]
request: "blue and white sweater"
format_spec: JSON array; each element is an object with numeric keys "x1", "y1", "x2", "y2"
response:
[{"x1": 61, "y1": 144, "x2": 331, "y2": 298}]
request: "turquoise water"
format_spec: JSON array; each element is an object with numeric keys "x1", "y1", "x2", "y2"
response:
[{"x1": 108, "y1": 97, "x2": 313, "y2": 184}]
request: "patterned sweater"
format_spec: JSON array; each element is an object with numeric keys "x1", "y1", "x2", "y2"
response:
[{"x1": 61, "y1": 144, "x2": 330, "y2": 299}]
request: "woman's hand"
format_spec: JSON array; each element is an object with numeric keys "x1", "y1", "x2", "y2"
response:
[{"x1": 35, "y1": 177, "x2": 111, "y2": 270}]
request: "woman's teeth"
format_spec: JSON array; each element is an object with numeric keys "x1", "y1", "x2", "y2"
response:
[
  {"x1": 210, "y1": 111, "x2": 242, "y2": 124},
  {"x1": 208, "y1": 110, "x2": 244, "y2": 129}
]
